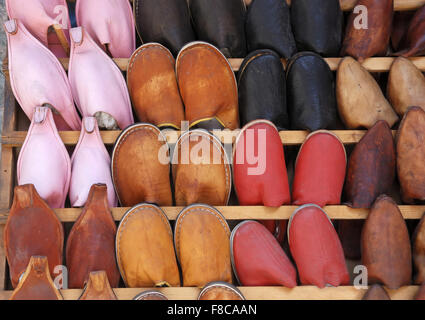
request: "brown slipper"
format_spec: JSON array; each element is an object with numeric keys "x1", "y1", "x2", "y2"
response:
[
  {"x1": 198, "y1": 282, "x2": 245, "y2": 300},
  {"x1": 79, "y1": 271, "x2": 117, "y2": 300},
  {"x1": 133, "y1": 290, "x2": 168, "y2": 301}
]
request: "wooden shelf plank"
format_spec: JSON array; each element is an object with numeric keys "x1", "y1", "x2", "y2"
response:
[
  {"x1": 0, "y1": 205, "x2": 423, "y2": 224},
  {"x1": 0, "y1": 285, "x2": 420, "y2": 300},
  {"x1": 1, "y1": 130, "x2": 398, "y2": 147}
]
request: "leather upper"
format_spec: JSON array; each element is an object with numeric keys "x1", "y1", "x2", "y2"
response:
[
  {"x1": 413, "y1": 213, "x2": 425, "y2": 285},
  {"x1": 5, "y1": 185, "x2": 64, "y2": 289},
  {"x1": 174, "y1": 205, "x2": 232, "y2": 287},
  {"x1": 395, "y1": 5, "x2": 425, "y2": 57},
  {"x1": 127, "y1": 43, "x2": 185, "y2": 129},
  {"x1": 172, "y1": 130, "x2": 231, "y2": 206},
  {"x1": 17, "y1": 107, "x2": 71, "y2": 209},
  {"x1": 292, "y1": 131, "x2": 346, "y2": 207},
  {"x1": 116, "y1": 204, "x2": 180, "y2": 287},
  {"x1": 111, "y1": 123, "x2": 173, "y2": 207},
  {"x1": 176, "y1": 42, "x2": 239, "y2": 130},
  {"x1": 66, "y1": 184, "x2": 120, "y2": 289},
  {"x1": 68, "y1": 26, "x2": 134, "y2": 130},
  {"x1": 70, "y1": 117, "x2": 117, "y2": 208},
  {"x1": 288, "y1": 204, "x2": 349, "y2": 288},
  {"x1": 79, "y1": 271, "x2": 118, "y2": 300},
  {"x1": 5, "y1": 19, "x2": 81, "y2": 131},
  {"x1": 362, "y1": 285, "x2": 391, "y2": 300},
  {"x1": 362, "y1": 195, "x2": 412, "y2": 289},
  {"x1": 76, "y1": 0, "x2": 135, "y2": 58}
]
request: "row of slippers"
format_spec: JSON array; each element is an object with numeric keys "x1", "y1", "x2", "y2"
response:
[
  {"x1": 5, "y1": 0, "x2": 425, "y2": 60},
  {"x1": 5, "y1": 183, "x2": 425, "y2": 299},
  {"x1": 4, "y1": 4, "x2": 425, "y2": 135}
]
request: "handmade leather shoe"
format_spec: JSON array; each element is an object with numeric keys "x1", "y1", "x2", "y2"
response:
[
  {"x1": 287, "y1": 52, "x2": 338, "y2": 131},
  {"x1": 188, "y1": 0, "x2": 246, "y2": 58},
  {"x1": 238, "y1": 50, "x2": 289, "y2": 129},
  {"x1": 17, "y1": 107, "x2": 71, "y2": 208},
  {"x1": 337, "y1": 57, "x2": 398, "y2": 129},
  {"x1": 133, "y1": 0, "x2": 195, "y2": 56},
  {"x1": 415, "y1": 283, "x2": 425, "y2": 300},
  {"x1": 79, "y1": 271, "x2": 117, "y2": 300},
  {"x1": 174, "y1": 205, "x2": 232, "y2": 287},
  {"x1": 362, "y1": 195, "x2": 412, "y2": 289},
  {"x1": 292, "y1": 131, "x2": 346, "y2": 207},
  {"x1": 413, "y1": 214, "x2": 425, "y2": 284},
  {"x1": 291, "y1": 0, "x2": 342, "y2": 56},
  {"x1": 341, "y1": 0, "x2": 393, "y2": 61},
  {"x1": 116, "y1": 204, "x2": 180, "y2": 287},
  {"x1": 198, "y1": 282, "x2": 245, "y2": 300},
  {"x1": 395, "y1": 5, "x2": 425, "y2": 57},
  {"x1": 4, "y1": 19, "x2": 81, "y2": 130},
  {"x1": 66, "y1": 184, "x2": 120, "y2": 289},
  {"x1": 133, "y1": 290, "x2": 168, "y2": 300},
  {"x1": 172, "y1": 130, "x2": 231, "y2": 206},
  {"x1": 6, "y1": 0, "x2": 71, "y2": 58},
  {"x1": 127, "y1": 43, "x2": 185, "y2": 129},
  {"x1": 111, "y1": 123, "x2": 173, "y2": 207},
  {"x1": 68, "y1": 26, "x2": 134, "y2": 130},
  {"x1": 5, "y1": 184, "x2": 64, "y2": 289},
  {"x1": 70, "y1": 117, "x2": 117, "y2": 208},
  {"x1": 362, "y1": 285, "x2": 391, "y2": 300},
  {"x1": 288, "y1": 204, "x2": 350, "y2": 288},
  {"x1": 231, "y1": 221, "x2": 297, "y2": 287},
  {"x1": 10, "y1": 256, "x2": 63, "y2": 300},
  {"x1": 176, "y1": 42, "x2": 239, "y2": 130},
  {"x1": 340, "y1": 121, "x2": 395, "y2": 259},
  {"x1": 245, "y1": 0, "x2": 296, "y2": 59},
  {"x1": 387, "y1": 57, "x2": 425, "y2": 115},
  {"x1": 396, "y1": 107, "x2": 425, "y2": 203},
  {"x1": 75, "y1": 0, "x2": 135, "y2": 58}
]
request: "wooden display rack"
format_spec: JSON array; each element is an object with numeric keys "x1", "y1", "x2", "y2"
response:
[{"x1": 0, "y1": 0, "x2": 424, "y2": 300}]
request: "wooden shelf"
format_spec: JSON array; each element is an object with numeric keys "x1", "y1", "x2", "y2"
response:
[
  {"x1": 0, "y1": 205, "x2": 423, "y2": 224},
  {"x1": 59, "y1": 57, "x2": 425, "y2": 73},
  {"x1": 1, "y1": 130, "x2": 398, "y2": 147},
  {"x1": 0, "y1": 285, "x2": 420, "y2": 300}
]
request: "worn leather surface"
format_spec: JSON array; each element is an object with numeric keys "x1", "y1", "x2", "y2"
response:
[
  {"x1": 10, "y1": 256, "x2": 63, "y2": 300},
  {"x1": 413, "y1": 214, "x2": 425, "y2": 284},
  {"x1": 415, "y1": 283, "x2": 425, "y2": 300},
  {"x1": 340, "y1": 121, "x2": 395, "y2": 259},
  {"x1": 127, "y1": 43, "x2": 185, "y2": 129},
  {"x1": 70, "y1": 117, "x2": 117, "y2": 207},
  {"x1": 5, "y1": 19, "x2": 81, "y2": 131},
  {"x1": 392, "y1": 12, "x2": 414, "y2": 51},
  {"x1": 337, "y1": 57, "x2": 398, "y2": 129},
  {"x1": 133, "y1": 290, "x2": 168, "y2": 300},
  {"x1": 388, "y1": 57, "x2": 425, "y2": 116},
  {"x1": 245, "y1": 0, "x2": 296, "y2": 59},
  {"x1": 17, "y1": 107, "x2": 71, "y2": 209},
  {"x1": 134, "y1": 0, "x2": 195, "y2": 56},
  {"x1": 6, "y1": 0, "x2": 70, "y2": 58},
  {"x1": 66, "y1": 184, "x2": 120, "y2": 289},
  {"x1": 5, "y1": 184, "x2": 64, "y2": 289},
  {"x1": 362, "y1": 285, "x2": 391, "y2": 300},
  {"x1": 175, "y1": 205, "x2": 232, "y2": 287},
  {"x1": 199, "y1": 282, "x2": 245, "y2": 300},
  {"x1": 238, "y1": 50, "x2": 289, "y2": 129},
  {"x1": 287, "y1": 52, "x2": 338, "y2": 131},
  {"x1": 176, "y1": 42, "x2": 239, "y2": 130},
  {"x1": 188, "y1": 0, "x2": 246, "y2": 58},
  {"x1": 233, "y1": 120, "x2": 290, "y2": 207},
  {"x1": 68, "y1": 26, "x2": 134, "y2": 130},
  {"x1": 172, "y1": 130, "x2": 231, "y2": 206},
  {"x1": 116, "y1": 204, "x2": 180, "y2": 287},
  {"x1": 231, "y1": 221, "x2": 297, "y2": 287},
  {"x1": 362, "y1": 195, "x2": 412, "y2": 289},
  {"x1": 341, "y1": 0, "x2": 393, "y2": 61},
  {"x1": 293, "y1": 131, "x2": 346, "y2": 207},
  {"x1": 76, "y1": 0, "x2": 135, "y2": 58},
  {"x1": 288, "y1": 205, "x2": 349, "y2": 288},
  {"x1": 79, "y1": 271, "x2": 117, "y2": 300},
  {"x1": 112, "y1": 123, "x2": 173, "y2": 207},
  {"x1": 396, "y1": 107, "x2": 425, "y2": 203},
  {"x1": 291, "y1": 0, "x2": 342, "y2": 56},
  {"x1": 395, "y1": 5, "x2": 425, "y2": 57}
]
